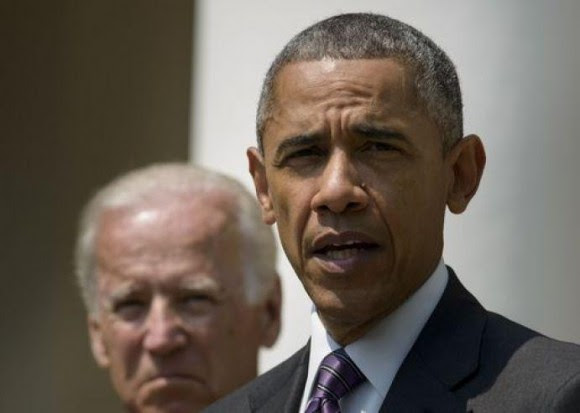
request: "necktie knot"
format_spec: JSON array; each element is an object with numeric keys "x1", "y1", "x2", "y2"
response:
[{"x1": 305, "y1": 349, "x2": 366, "y2": 413}]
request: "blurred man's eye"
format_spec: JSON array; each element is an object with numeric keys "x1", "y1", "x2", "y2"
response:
[
  {"x1": 180, "y1": 293, "x2": 217, "y2": 313},
  {"x1": 113, "y1": 299, "x2": 147, "y2": 320},
  {"x1": 183, "y1": 293, "x2": 212, "y2": 304}
]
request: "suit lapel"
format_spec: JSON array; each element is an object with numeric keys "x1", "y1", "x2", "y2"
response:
[
  {"x1": 381, "y1": 268, "x2": 487, "y2": 412},
  {"x1": 379, "y1": 351, "x2": 465, "y2": 412},
  {"x1": 249, "y1": 344, "x2": 310, "y2": 413}
]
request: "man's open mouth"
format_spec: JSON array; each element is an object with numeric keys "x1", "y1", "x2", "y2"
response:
[
  {"x1": 314, "y1": 240, "x2": 379, "y2": 260},
  {"x1": 310, "y1": 230, "x2": 381, "y2": 263}
]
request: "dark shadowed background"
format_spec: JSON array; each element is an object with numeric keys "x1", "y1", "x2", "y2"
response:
[{"x1": 1, "y1": 1, "x2": 194, "y2": 411}]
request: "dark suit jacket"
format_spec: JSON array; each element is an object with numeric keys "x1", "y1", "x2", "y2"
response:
[{"x1": 205, "y1": 268, "x2": 580, "y2": 412}]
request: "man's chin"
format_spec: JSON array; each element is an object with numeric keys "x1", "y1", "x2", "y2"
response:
[
  {"x1": 134, "y1": 378, "x2": 213, "y2": 413},
  {"x1": 313, "y1": 290, "x2": 394, "y2": 344},
  {"x1": 310, "y1": 283, "x2": 375, "y2": 315},
  {"x1": 315, "y1": 295, "x2": 366, "y2": 331}
]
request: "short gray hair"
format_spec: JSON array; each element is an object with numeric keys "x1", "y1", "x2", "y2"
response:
[
  {"x1": 75, "y1": 163, "x2": 277, "y2": 314},
  {"x1": 257, "y1": 12, "x2": 463, "y2": 152}
]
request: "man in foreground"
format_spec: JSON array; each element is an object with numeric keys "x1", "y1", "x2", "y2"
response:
[
  {"x1": 75, "y1": 163, "x2": 281, "y2": 412},
  {"x1": 205, "y1": 13, "x2": 580, "y2": 412}
]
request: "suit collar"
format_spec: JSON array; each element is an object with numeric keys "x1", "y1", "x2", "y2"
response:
[
  {"x1": 415, "y1": 267, "x2": 486, "y2": 388},
  {"x1": 248, "y1": 344, "x2": 310, "y2": 413},
  {"x1": 381, "y1": 267, "x2": 487, "y2": 411},
  {"x1": 242, "y1": 268, "x2": 486, "y2": 412}
]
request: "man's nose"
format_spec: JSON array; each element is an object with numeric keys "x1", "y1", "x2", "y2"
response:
[
  {"x1": 143, "y1": 299, "x2": 188, "y2": 355},
  {"x1": 310, "y1": 151, "x2": 368, "y2": 214}
]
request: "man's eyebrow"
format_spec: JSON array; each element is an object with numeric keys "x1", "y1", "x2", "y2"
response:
[
  {"x1": 179, "y1": 276, "x2": 221, "y2": 293},
  {"x1": 108, "y1": 283, "x2": 139, "y2": 300},
  {"x1": 352, "y1": 123, "x2": 407, "y2": 141},
  {"x1": 273, "y1": 134, "x2": 321, "y2": 160},
  {"x1": 179, "y1": 276, "x2": 227, "y2": 302},
  {"x1": 103, "y1": 283, "x2": 141, "y2": 310}
]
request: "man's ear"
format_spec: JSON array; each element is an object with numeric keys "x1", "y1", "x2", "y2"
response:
[
  {"x1": 260, "y1": 276, "x2": 282, "y2": 348},
  {"x1": 446, "y1": 134, "x2": 486, "y2": 214},
  {"x1": 247, "y1": 147, "x2": 276, "y2": 225},
  {"x1": 88, "y1": 315, "x2": 110, "y2": 369}
]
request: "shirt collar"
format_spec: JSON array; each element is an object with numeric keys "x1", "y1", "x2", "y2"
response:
[{"x1": 304, "y1": 259, "x2": 449, "y2": 402}]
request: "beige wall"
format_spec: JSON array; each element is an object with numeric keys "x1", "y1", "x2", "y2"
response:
[{"x1": 1, "y1": 1, "x2": 193, "y2": 411}]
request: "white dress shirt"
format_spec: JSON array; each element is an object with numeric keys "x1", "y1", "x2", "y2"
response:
[{"x1": 299, "y1": 259, "x2": 449, "y2": 413}]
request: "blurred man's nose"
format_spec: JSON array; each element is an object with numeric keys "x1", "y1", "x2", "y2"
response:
[
  {"x1": 143, "y1": 298, "x2": 188, "y2": 355},
  {"x1": 310, "y1": 150, "x2": 369, "y2": 214}
]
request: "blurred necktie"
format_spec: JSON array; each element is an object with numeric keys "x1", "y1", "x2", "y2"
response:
[{"x1": 305, "y1": 348, "x2": 366, "y2": 413}]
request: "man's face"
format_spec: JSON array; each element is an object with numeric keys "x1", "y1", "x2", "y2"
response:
[
  {"x1": 88, "y1": 193, "x2": 278, "y2": 413},
  {"x1": 250, "y1": 58, "x2": 457, "y2": 344}
]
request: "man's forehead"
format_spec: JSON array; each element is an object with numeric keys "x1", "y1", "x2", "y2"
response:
[
  {"x1": 100, "y1": 191, "x2": 237, "y2": 239},
  {"x1": 95, "y1": 195, "x2": 241, "y2": 295},
  {"x1": 94, "y1": 193, "x2": 242, "y2": 282},
  {"x1": 262, "y1": 58, "x2": 421, "y2": 142},
  {"x1": 275, "y1": 58, "x2": 414, "y2": 97},
  {"x1": 101, "y1": 271, "x2": 222, "y2": 295}
]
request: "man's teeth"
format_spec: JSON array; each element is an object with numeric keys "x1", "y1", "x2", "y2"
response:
[{"x1": 323, "y1": 247, "x2": 363, "y2": 260}]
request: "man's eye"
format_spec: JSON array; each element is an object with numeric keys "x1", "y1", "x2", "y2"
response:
[
  {"x1": 183, "y1": 294, "x2": 211, "y2": 303},
  {"x1": 181, "y1": 294, "x2": 216, "y2": 314},
  {"x1": 113, "y1": 299, "x2": 147, "y2": 319},
  {"x1": 362, "y1": 141, "x2": 396, "y2": 152},
  {"x1": 274, "y1": 147, "x2": 325, "y2": 169},
  {"x1": 182, "y1": 293, "x2": 217, "y2": 307},
  {"x1": 286, "y1": 147, "x2": 323, "y2": 160}
]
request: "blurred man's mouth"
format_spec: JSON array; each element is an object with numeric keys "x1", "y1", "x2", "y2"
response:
[
  {"x1": 148, "y1": 372, "x2": 196, "y2": 382},
  {"x1": 142, "y1": 371, "x2": 200, "y2": 390}
]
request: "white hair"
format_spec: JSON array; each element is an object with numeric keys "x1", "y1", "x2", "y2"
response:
[{"x1": 75, "y1": 163, "x2": 277, "y2": 314}]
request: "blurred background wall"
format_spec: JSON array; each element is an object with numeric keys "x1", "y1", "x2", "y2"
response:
[
  {"x1": 191, "y1": 0, "x2": 580, "y2": 373},
  {"x1": 1, "y1": 1, "x2": 193, "y2": 411}
]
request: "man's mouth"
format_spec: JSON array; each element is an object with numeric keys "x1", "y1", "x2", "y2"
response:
[
  {"x1": 314, "y1": 240, "x2": 379, "y2": 260},
  {"x1": 145, "y1": 372, "x2": 198, "y2": 385},
  {"x1": 310, "y1": 232, "x2": 380, "y2": 273}
]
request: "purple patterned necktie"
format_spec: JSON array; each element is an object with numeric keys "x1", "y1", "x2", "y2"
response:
[{"x1": 305, "y1": 348, "x2": 366, "y2": 413}]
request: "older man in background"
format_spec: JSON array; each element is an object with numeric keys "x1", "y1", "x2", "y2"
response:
[{"x1": 74, "y1": 163, "x2": 281, "y2": 413}]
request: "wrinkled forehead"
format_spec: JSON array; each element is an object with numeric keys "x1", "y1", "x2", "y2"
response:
[
  {"x1": 263, "y1": 59, "x2": 422, "y2": 141},
  {"x1": 278, "y1": 58, "x2": 416, "y2": 104},
  {"x1": 93, "y1": 191, "x2": 246, "y2": 299},
  {"x1": 97, "y1": 190, "x2": 240, "y2": 253}
]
